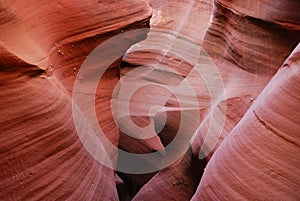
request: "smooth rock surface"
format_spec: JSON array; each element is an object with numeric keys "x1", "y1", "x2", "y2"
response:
[
  {"x1": 1, "y1": 0, "x2": 300, "y2": 200},
  {"x1": 192, "y1": 42, "x2": 300, "y2": 201},
  {"x1": 0, "y1": 0, "x2": 152, "y2": 200}
]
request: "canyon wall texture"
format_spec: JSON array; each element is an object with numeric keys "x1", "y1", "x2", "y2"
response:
[
  {"x1": 0, "y1": 0, "x2": 299, "y2": 200},
  {"x1": 0, "y1": 0, "x2": 151, "y2": 200}
]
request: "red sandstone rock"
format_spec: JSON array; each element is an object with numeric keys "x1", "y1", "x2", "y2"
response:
[
  {"x1": 192, "y1": 42, "x2": 300, "y2": 201},
  {"x1": 121, "y1": 0, "x2": 300, "y2": 200},
  {"x1": 0, "y1": 0, "x2": 151, "y2": 200},
  {"x1": 1, "y1": 0, "x2": 300, "y2": 200}
]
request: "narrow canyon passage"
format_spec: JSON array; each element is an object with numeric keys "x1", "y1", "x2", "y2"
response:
[{"x1": 0, "y1": 0, "x2": 299, "y2": 200}]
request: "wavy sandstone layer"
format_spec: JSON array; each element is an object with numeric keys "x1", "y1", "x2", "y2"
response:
[
  {"x1": 0, "y1": 0, "x2": 299, "y2": 200},
  {"x1": 0, "y1": 0, "x2": 151, "y2": 200},
  {"x1": 192, "y1": 42, "x2": 300, "y2": 201},
  {"x1": 122, "y1": 0, "x2": 300, "y2": 200}
]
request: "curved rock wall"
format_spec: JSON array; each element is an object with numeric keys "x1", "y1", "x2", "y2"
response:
[
  {"x1": 0, "y1": 0, "x2": 299, "y2": 200},
  {"x1": 0, "y1": 0, "x2": 151, "y2": 200},
  {"x1": 192, "y1": 43, "x2": 300, "y2": 201}
]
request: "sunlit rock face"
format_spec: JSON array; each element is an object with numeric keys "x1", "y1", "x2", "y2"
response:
[
  {"x1": 1, "y1": 0, "x2": 300, "y2": 201},
  {"x1": 192, "y1": 43, "x2": 300, "y2": 201},
  {"x1": 191, "y1": 1, "x2": 300, "y2": 200},
  {"x1": 121, "y1": 0, "x2": 300, "y2": 200}
]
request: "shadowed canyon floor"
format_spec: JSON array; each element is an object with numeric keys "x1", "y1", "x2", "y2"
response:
[{"x1": 0, "y1": 0, "x2": 300, "y2": 200}]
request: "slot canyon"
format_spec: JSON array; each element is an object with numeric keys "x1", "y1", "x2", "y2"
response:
[{"x1": 0, "y1": 0, "x2": 299, "y2": 200}]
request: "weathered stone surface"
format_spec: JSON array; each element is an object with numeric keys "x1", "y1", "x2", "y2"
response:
[
  {"x1": 1, "y1": 0, "x2": 299, "y2": 200},
  {"x1": 121, "y1": 0, "x2": 300, "y2": 200},
  {"x1": 0, "y1": 0, "x2": 151, "y2": 200},
  {"x1": 192, "y1": 42, "x2": 300, "y2": 201}
]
